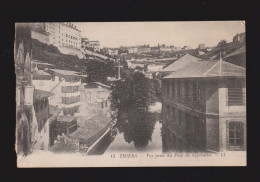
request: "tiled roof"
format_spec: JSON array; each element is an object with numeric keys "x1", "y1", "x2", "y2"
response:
[
  {"x1": 49, "y1": 69, "x2": 80, "y2": 76},
  {"x1": 163, "y1": 60, "x2": 246, "y2": 79},
  {"x1": 34, "y1": 89, "x2": 54, "y2": 100},
  {"x1": 161, "y1": 54, "x2": 201, "y2": 72}
]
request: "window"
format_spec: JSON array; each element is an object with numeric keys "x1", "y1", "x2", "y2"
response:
[
  {"x1": 227, "y1": 87, "x2": 244, "y2": 106},
  {"x1": 228, "y1": 121, "x2": 244, "y2": 150},
  {"x1": 184, "y1": 81, "x2": 189, "y2": 98}
]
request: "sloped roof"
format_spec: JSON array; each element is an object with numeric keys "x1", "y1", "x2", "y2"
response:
[
  {"x1": 34, "y1": 89, "x2": 54, "y2": 100},
  {"x1": 84, "y1": 82, "x2": 111, "y2": 89},
  {"x1": 49, "y1": 69, "x2": 80, "y2": 76},
  {"x1": 161, "y1": 53, "x2": 201, "y2": 72},
  {"x1": 57, "y1": 115, "x2": 76, "y2": 123},
  {"x1": 163, "y1": 60, "x2": 246, "y2": 79}
]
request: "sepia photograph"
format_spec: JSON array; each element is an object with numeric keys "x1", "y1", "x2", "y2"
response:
[{"x1": 15, "y1": 21, "x2": 246, "y2": 167}]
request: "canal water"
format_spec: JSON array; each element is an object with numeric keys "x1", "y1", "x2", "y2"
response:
[{"x1": 88, "y1": 102, "x2": 162, "y2": 155}]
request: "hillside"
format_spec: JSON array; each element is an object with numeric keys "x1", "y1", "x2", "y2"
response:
[{"x1": 31, "y1": 39, "x2": 88, "y2": 72}]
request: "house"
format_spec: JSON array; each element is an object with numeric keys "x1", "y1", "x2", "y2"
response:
[
  {"x1": 46, "y1": 69, "x2": 82, "y2": 116},
  {"x1": 80, "y1": 82, "x2": 111, "y2": 118},
  {"x1": 161, "y1": 58, "x2": 246, "y2": 152}
]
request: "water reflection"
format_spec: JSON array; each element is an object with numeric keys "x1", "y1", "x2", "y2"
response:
[{"x1": 116, "y1": 109, "x2": 157, "y2": 151}]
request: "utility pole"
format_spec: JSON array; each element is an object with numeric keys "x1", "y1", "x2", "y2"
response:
[{"x1": 115, "y1": 57, "x2": 123, "y2": 80}]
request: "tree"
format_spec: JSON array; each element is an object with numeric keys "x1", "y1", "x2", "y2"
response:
[{"x1": 217, "y1": 40, "x2": 227, "y2": 48}]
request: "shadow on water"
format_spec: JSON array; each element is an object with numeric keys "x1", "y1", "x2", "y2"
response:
[{"x1": 116, "y1": 109, "x2": 158, "y2": 151}]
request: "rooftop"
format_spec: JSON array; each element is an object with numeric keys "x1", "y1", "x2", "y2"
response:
[
  {"x1": 84, "y1": 82, "x2": 111, "y2": 89},
  {"x1": 163, "y1": 60, "x2": 246, "y2": 79},
  {"x1": 49, "y1": 69, "x2": 80, "y2": 76},
  {"x1": 34, "y1": 89, "x2": 54, "y2": 100},
  {"x1": 57, "y1": 115, "x2": 76, "y2": 123},
  {"x1": 49, "y1": 105, "x2": 61, "y2": 123},
  {"x1": 161, "y1": 53, "x2": 201, "y2": 72}
]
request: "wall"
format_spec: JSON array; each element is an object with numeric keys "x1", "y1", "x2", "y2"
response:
[
  {"x1": 58, "y1": 46, "x2": 84, "y2": 59},
  {"x1": 206, "y1": 116, "x2": 219, "y2": 152},
  {"x1": 31, "y1": 30, "x2": 50, "y2": 45}
]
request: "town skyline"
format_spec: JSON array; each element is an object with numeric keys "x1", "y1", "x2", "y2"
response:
[{"x1": 75, "y1": 21, "x2": 245, "y2": 48}]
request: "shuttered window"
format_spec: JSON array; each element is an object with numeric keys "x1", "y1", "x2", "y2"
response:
[{"x1": 227, "y1": 87, "x2": 244, "y2": 106}]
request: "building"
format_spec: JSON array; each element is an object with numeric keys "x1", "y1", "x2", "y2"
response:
[
  {"x1": 233, "y1": 32, "x2": 246, "y2": 44},
  {"x1": 183, "y1": 46, "x2": 192, "y2": 50},
  {"x1": 128, "y1": 47, "x2": 138, "y2": 54},
  {"x1": 108, "y1": 49, "x2": 119, "y2": 56},
  {"x1": 47, "y1": 22, "x2": 81, "y2": 49},
  {"x1": 160, "y1": 53, "x2": 201, "y2": 78},
  {"x1": 147, "y1": 64, "x2": 165, "y2": 73},
  {"x1": 160, "y1": 46, "x2": 172, "y2": 52},
  {"x1": 47, "y1": 69, "x2": 82, "y2": 116},
  {"x1": 32, "y1": 89, "x2": 55, "y2": 150},
  {"x1": 198, "y1": 44, "x2": 206, "y2": 49},
  {"x1": 50, "y1": 114, "x2": 78, "y2": 145},
  {"x1": 80, "y1": 82, "x2": 111, "y2": 118},
  {"x1": 81, "y1": 37, "x2": 89, "y2": 49},
  {"x1": 32, "y1": 68, "x2": 82, "y2": 116},
  {"x1": 31, "y1": 23, "x2": 83, "y2": 58},
  {"x1": 138, "y1": 46, "x2": 151, "y2": 54},
  {"x1": 86, "y1": 40, "x2": 100, "y2": 52},
  {"x1": 161, "y1": 58, "x2": 246, "y2": 153}
]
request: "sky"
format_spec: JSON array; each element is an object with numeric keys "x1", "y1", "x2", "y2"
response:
[{"x1": 75, "y1": 21, "x2": 245, "y2": 49}]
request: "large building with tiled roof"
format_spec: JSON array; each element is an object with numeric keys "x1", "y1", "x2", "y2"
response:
[{"x1": 161, "y1": 57, "x2": 246, "y2": 153}]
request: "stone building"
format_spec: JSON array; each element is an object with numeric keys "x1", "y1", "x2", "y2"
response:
[{"x1": 161, "y1": 57, "x2": 246, "y2": 152}]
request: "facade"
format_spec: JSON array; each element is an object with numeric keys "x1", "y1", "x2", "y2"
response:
[
  {"x1": 47, "y1": 22, "x2": 81, "y2": 50},
  {"x1": 47, "y1": 69, "x2": 82, "y2": 116},
  {"x1": 80, "y1": 82, "x2": 111, "y2": 118},
  {"x1": 32, "y1": 68, "x2": 82, "y2": 116},
  {"x1": 161, "y1": 58, "x2": 246, "y2": 152}
]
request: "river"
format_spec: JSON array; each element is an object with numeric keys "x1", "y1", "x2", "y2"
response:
[{"x1": 88, "y1": 102, "x2": 162, "y2": 155}]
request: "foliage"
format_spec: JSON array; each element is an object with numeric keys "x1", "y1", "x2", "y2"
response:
[
  {"x1": 85, "y1": 60, "x2": 117, "y2": 83},
  {"x1": 111, "y1": 71, "x2": 159, "y2": 112},
  {"x1": 217, "y1": 39, "x2": 227, "y2": 48},
  {"x1": 116, "y1": 108, "x2": 157, "y2": 150}
]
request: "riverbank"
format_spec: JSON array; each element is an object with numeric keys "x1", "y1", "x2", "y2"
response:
[{"x1": 50, "y1": 114, "x2": 112, "y2": 153}]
